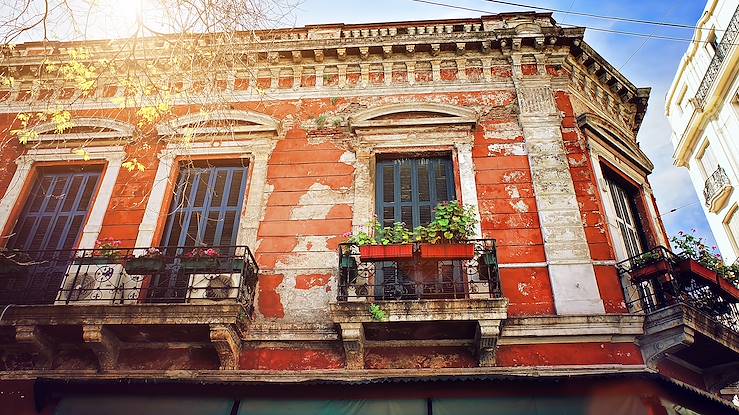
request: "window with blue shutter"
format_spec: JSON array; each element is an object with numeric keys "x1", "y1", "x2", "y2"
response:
[
  {"x1": 3, "y1": 168, "x2": 101, "y2": 305},
  {"x1": 161, "y1": 163, "x2": 249, "y2": 249},
  {"x1": 375, "y1": 157, "x2": 455, "y2": 229}
]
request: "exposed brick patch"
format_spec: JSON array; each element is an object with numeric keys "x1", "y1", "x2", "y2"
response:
[
  {"x1": 295, "y1": 273, "x2": 332, "y2": 290},
  {"x1": 365, "y1": 347, "x2": 476, "y2": 369},
  {"x1": 258, "y1": 274, "x2": 285, "y2": 318}
]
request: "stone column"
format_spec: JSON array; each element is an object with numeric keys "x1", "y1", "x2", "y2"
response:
[{"x1": 513, "y1": 55, "x2": 605, "y2": 315}]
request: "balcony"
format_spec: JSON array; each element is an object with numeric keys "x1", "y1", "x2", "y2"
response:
[
  {"x1": 0, "y1": 245, "x2": 258, "y2": 371},
  {"x1": 703, "y1": 166, "x2": 733, "y2": 213},
  {"x1": 694, "y1": 5, "x2": 739, "y2": 110},
  {"x1": 330, "y1": 239, "x2": 508, "y2": 369},
  {"x1": 618, "y1": 247, "x2": 739, "y2": 391}
]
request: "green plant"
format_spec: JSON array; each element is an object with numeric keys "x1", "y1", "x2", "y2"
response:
[
  {"x1": 346, "y1": 219, "x2": 413, "y2": 246},
  {"x1": 632, "y1": 250, "x2": 662, "y2": 268},
  {"x1": 315, "y1": 115, "x2": 327, "y2": 128},
  {"x1": 420, "y1": 201, "x2": 477, "y2": 244},
  {"x1": 671, "y1": 230, "x2": 739, "y2": 285},
  {"x1": 330, "y1": 96, "x2": 340, "y2": 105},
  {"x1": 369, "y1": 303, "x2": 387, "y2": 321},
  {"x1": 332, "y1": 117, "x2": 342, "y2": 127}
]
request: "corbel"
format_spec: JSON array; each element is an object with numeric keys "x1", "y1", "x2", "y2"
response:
[
  {"x1": 313, "y1": 49, "x2": 324, "y2": 63},
  {"x1": 534, "y1": 36, "x2": 545, "y2": 50},
  {"x1": 210, "y1": 323, "x2": 242, "y2": 370},
  {"x1": 382, "y1": 45, "x2": 393, "y2": 58},
  {"x1": 430, "y1": 43, "x2": 441, "y2": 56},
  {"x1": 475, "y1": 319, "x2": 502, "y2": 367},
  {"x1": 337, "y1": 47, "x2": 347, "y2": 61},
  {"x1": 455, "y1": 42, "x2": 466, "y2": 55},
  {"x1": 405, "y1": 44, "x2": 415, "y2": 55},
  {"x1": 588, "y1": 61, "x2": 601, "y2": 75},
  {"x1": 266, "y1": 51, "x2": 279, "y2": 64},
  {"x1": 82, "y1": 324, "x2": 120, "y2": 372},
  {"x1": 481, "y1": 40, "x2": 491, "y2": 54},
  {"x1": 359, "y1": 47, "x2": 370, "y2": 60},
  {"x1": 291, "y1": 50, "x2": 302, "y2": 64},
  {"x1": 339, "y1": 322, "x2": 365, "y2": 370},
  {"x1": 15, "y1": 325, "x2": 54, "y2": 368},
  {"x1": 512, "y1": 38, "x2": 522, "y2": 51}
]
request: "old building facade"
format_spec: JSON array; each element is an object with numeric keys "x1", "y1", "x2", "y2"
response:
[
  {"x1": 666, "y1": 0, "x2": 739, "y2": 265},
  {"x1": 0, "y1": 12, "x2": 737, "y2": 415}
]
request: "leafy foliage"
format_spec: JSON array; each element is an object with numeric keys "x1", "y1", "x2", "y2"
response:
[
  {"x1": 672, "y1": 230, "x2": 739, "y2": 284},
  {"x1": 346, "y1": 219, "x2": 414, "y2": 246},
  {"x1": 368, "y1": 304, "x2": 387, "y2": 321}
]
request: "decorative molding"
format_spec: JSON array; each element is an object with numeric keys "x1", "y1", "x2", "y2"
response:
[
  {"x1": 82, "y1": 324, "x2": 120, "y2": 372},
  {"x1": 349, "y1": 102, "x2": 478, "y2": 130},
  {"x1": 210, "y1": 324, "x2": 242, "y2": 370},
  {"x1": 156, "y1": 109, "x2": 280, "y2": 137},
  {"x1": 30, "y1": 118, "x2": 135, "y2": 142}
]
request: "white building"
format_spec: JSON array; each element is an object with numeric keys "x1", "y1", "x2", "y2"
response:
[{"x1": 666, "y1": 0, "x2": 739, "y2": 264}]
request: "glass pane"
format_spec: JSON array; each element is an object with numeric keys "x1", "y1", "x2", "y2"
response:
[
  {"x1": 382, "y1": 164, "x2": 394, "y2": 203},
  {"x1": 399, "y1": 161, "x2": 412, "y2": 202},
  {"x1": 211, "y1": 170, "x2": 228, "y2": 207}
]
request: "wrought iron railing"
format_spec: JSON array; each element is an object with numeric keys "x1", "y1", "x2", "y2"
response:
[
  {"x1": 337, "y1": 239, "x2": 500, "y2": 302},
  {"x1": 0, "y1": 245, "x2": 258, "y2": 309},
  {"x1": 703, "y1": 165, "x2": 731, "y2": 206},
  {"x1": 694, "y1": 5, "x2": 739, "y2": 109},
  {"x1": 617, "y1": 246, "x2": 739, "y2": 332}
]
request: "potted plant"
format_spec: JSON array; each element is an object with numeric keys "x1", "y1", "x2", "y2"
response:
[
  {"x1": 348, "y1": 220, "x2": 414, "y2": 261},
  {"x1": 76, "y1": 238, "x2": 122, "y2": 265},
  {"x1": 418, "y1": 201, "x2": 477, "y2": 260},
  {"x1": 629, "y1": 250, "x2": 670, "y2": 282},
  {"x1": 181, "y1": 247, "x2": 221, "y2": 271},
  {"x1": 124, "y1": 248, "x2": 166, "y2": 274}
]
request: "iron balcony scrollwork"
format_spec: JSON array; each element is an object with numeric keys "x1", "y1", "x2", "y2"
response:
[
  {"x1": 336, "y1": 239, "x2": 501, "y2": 302},
  {"x1": 702, "y1": 165, "x2": 731, "y2": 207},
  {"x1": 0, "y1": 245, "x2": 259, "y2": 313},
  {"x1": 694, "y1": 5, "x2": 739, "y2": 109}
]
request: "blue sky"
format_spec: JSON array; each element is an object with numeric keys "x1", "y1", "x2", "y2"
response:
[{"x1": 289, "y1": 0, "x2": 714, "y2": 248}]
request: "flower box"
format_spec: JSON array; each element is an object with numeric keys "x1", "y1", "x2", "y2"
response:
[
  {"x1": 124, "y1": 257, "x2": 165, "y2": 274},
  {"x1": 676, "y1": 258, "x2": 717, "y2": 284},
  {"x1": 359, "y1": 244, "x2": 414, "y2": 261},
  {"x1": 419, "y1": 243, "x2": 474, "y2": 260},
  {"x1": 629, "y1": 259, "x2": 670, "y2": 282}
]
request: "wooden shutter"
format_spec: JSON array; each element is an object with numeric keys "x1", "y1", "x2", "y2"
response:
[
  {"x1": 7, "y1": 169, "x2": 101, "y2": 252},
  {"x1": 607, "y1": 178, "x2": 644, "y2": 258},
  {"x1": 162, "y1": 164, "x2": 248, "y2": 248},
  {"x1": 375, "y1": 157, "x2": 455, "y2": 229}
]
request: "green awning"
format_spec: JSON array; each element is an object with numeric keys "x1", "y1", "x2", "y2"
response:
[
  {"x1": 238, "y1": 399, "x2": 427, "y2": 415},
  {"x1": 54, "y1": 396, "x2": 234, "y2": 415}
]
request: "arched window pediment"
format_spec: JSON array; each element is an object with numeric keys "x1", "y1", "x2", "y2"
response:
[
  {"x1": 348, "y1": 103, "x2": 478, "y2": 131},
  {"x1": 156, "y1": 109, "x2": 280, "y2": 138},
  {"x1": 30, "y1": 118, "x2": 135, "y2": 142}
]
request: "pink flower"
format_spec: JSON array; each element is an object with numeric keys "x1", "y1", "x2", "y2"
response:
[{"x1": 342, "y1": 231, "x2": 352, "y2": 237}]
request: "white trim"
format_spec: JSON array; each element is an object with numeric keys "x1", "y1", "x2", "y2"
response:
[
  {"x1": 349, "y1": 102, "x2": 478, "y2": 130},
  {"x1": 156, "y1": 109, "x2": 280, "y2": 137},
  {"x1": 31, "y1": 118, "x2": 135, "y2": 142},
  {"x1": 0, "y1": 147, "x2": 125, "y2": 249},
  {"x1": 133, "y1": 140, "x2": 276, "y2": 249}
]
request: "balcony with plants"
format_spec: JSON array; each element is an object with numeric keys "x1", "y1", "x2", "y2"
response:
[
  {"x1": 617, "y1": 231, "x2": 739, "y2": 389},
  {"x1": 0, "y1": 241, "x2": 258, "y2": 371},
  {"x1": 329, "y1": 201, "x2": 508, "y2": 368}
]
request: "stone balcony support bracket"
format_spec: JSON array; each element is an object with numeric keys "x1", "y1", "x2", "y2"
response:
[
  {"x1": 476, "y1": 319, "x2": 503, "y2": 367},
  {"x1": 82, "y1": 324, "x2": 120, "y2": 372},
  {"x1": 210, "y1": 323, "x2": 242, "y2": 370},
  {"x1": 15, "y1": 325, "x2": 54, "y2": 368},
  {"x1": 338, "y1": 322, "x2": 365, "y2": 370}
]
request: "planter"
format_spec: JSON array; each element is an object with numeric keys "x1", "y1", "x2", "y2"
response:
[
  {"x1": 124, "y1": 257, "x2": 165, "y2": 274},
  {"x1": 75, "y1": 256, "x2": 119, "y2": 266},
  {"x1": 180, "y1": 258, "x2": 244, "y2": 272},
  {"x1": 359, "y1": 244, "x2": 414, "y2": 261},
  {"x1": 629, "y1": 259, "x2": 670, "y2": 282},
  {"x1": 676, "y1": 258, "x2": 717, "y2": 284},
  {"x1": 419, "y1": 243, "x2": 474, "y2": 260}
]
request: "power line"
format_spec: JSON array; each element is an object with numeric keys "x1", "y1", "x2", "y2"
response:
[
  {"x1": 409, "y1": 0, "x2": 737, "y2": 46},
  {"x1": 618, "y1": 2, "x2": 679, "y2": 71},
  {"x1": 659, "y1": 201, "x2": 700, "y2": 217},
  {"x1": 480, "y1": 0, "x2": 714, "y2": 32}
]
